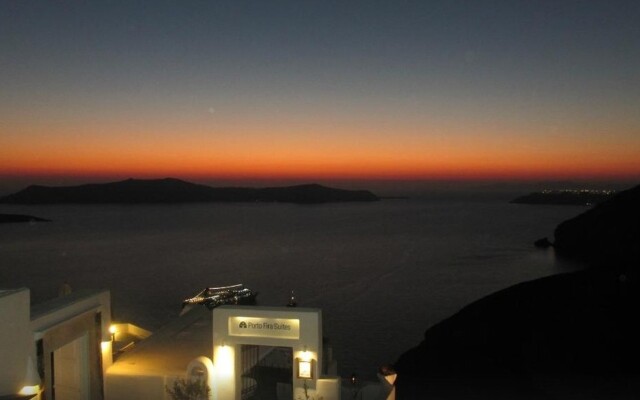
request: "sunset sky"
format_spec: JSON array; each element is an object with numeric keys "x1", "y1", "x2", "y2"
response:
[{"x1": 1, "y1": 1, "x2": 639, "y2": 191}]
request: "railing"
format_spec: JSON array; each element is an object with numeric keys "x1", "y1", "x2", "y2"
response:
[{"x1": 241, "y1": 345, "x2": 259, "y2": 400}]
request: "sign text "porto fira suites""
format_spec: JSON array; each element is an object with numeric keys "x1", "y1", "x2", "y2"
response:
[{"x1": 228, "y1": 317, "x2": 300, "y2": 339}]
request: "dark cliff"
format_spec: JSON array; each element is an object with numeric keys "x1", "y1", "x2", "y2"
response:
[
  {"x1": 395, "y1": 183, "x2": 640, "y2": 399},
  {"x1": 394, "y1": 268, "x2": 640, "y2": 399}
]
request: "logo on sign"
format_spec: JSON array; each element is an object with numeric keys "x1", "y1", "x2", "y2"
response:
[{"x1": 239, "y1": 321, "x2": 247, "y2": 328}]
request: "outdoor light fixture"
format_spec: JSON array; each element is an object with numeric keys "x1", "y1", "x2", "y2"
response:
[
  {"x1": 296, "y1": 346, "x2": 314, "y2": 379},
  {"x1": 109, "y1": 325, "x2": 117, "y2": 342}
]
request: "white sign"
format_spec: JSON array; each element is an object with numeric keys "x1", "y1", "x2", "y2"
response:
[
  {"x1": 228, "y1": 317, "x2": 300, "y2": 339},
  {"x1": 297, "y1": 359, "x2": 312, "y2": 379}
]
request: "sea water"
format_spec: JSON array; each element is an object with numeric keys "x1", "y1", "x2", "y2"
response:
[{"x1": 0, "y1": 196, "x2": 585, "y2": 378}]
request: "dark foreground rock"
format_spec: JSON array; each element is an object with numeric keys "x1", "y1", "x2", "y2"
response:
[
  {"x1": 395, "y1": 268, "x2": 640, "y2": 399},
  {"x1": 0, "y1": 178, "x2": 379, "y2": 205},
  {"x1": 394, "y1": 183, "x2": 640, "y2": 399},
  {"x1": 0, "y1": 214, "x2": 50, "y2": 223}
]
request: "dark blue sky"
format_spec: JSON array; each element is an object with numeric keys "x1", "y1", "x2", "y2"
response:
[{"x1": 1, "y1": 1, "x2": 639, "y2": 186}]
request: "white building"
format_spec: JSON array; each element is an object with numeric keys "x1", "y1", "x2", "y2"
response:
[
  {"x1": 2, "y1": 288, "x2": 394, "y2": 400},
  {"x1": 0, "y1": 288, "x2": 112, "y2": 400},
  {"x1": 106, "y1": 305, "x2": 342, "y2": 400}
]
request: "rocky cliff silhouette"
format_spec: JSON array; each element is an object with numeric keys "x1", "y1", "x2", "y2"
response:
[
  {"x1": 395, "y1": 183, "x2": 640, "y2": 399},
  {"x1": 394, "y1": 267, "x2": 640, "y2": 399}
]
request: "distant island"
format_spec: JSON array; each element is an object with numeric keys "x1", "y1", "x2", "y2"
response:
[
  {"x1": 0, "y1": 214, "x2": 50, "y2": 224},
  {"x1": 0, "y1": 178, "x2": 379, "y2": 205},
  {"x1": 396, "y1": 183, "x2": 640, "y2": 399},
  {"x1": 510, "y1": 189, "x2": 615, "y2": 206}
]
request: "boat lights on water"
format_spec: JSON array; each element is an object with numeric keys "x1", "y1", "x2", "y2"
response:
[{"x1": 181, "y1": 284, "x2": 257, "y2": 312}]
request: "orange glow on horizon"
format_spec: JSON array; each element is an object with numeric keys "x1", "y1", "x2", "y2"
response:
[
  {"x1": 2, "y1": 156, "x2": 639, "y2": 183},
  {"x1": 2, "y1": 120, "x2": 639, "y2": 183}
]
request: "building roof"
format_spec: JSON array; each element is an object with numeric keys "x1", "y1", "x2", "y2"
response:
[
  {"x1": 0, "y1": 288, "x2": 28, "y2": 299},
  {"x1": 30, "y1": 289, "x2": 109, "y2": 320},
  {"x1": 107, "y1": 306, "x2": 213, "y2": 377}
]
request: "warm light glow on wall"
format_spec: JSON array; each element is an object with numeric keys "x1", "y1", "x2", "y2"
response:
[
  {"x1": 215, "y1": 345, "x2": 234, "y2": 380},
  {"x1": 295, "y1": 349, "x2": 315, "y2": 362},
  {"x1": 100, "y1": 340, "x2": 113, "y2": 372},
  {"x1": 18, "y1": 385, "x2": 40, "y2": 396},
  {"x1": 21, "y1": 355, "x2": 41, "y2": 396}
]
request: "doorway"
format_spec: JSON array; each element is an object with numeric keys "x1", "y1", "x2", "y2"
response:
[
  {"x1": 241, "y1": 345, "x2": 293, "y2": 400},
  {"x1": 52, "y1": 335, "x2": 89, "y2": 400}
]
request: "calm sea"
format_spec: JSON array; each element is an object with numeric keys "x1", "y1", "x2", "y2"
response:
[{"x1": 0, "y1": 196, "x2": 585, "y2": 379}]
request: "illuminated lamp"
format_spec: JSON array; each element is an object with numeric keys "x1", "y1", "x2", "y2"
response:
[{"x1": 109, "y1": 324, "x2": 117, "y2": 341}]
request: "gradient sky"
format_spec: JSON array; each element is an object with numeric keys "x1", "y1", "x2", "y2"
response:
[{"x1": 1, "y1": 1, "x2": 639, "y2": 189}]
